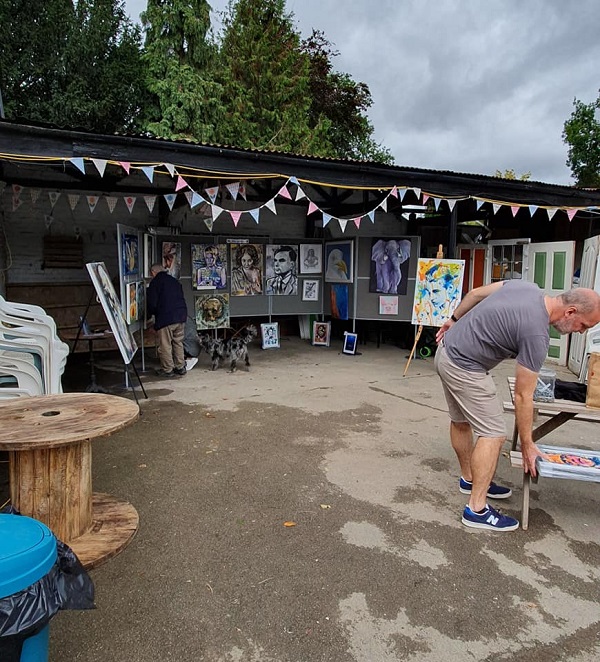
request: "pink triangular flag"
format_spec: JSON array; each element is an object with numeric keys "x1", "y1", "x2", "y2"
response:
[
  {"x1": 119, "y1": 161, "x2": 131, "y2": 174},
  {"x1": 307, "y1": 201, "x2": 318, "y2": 215},
  {"x1": 226, "y1": 182, "x2": 240, "y2": 200},
  {"x1": 511, "y1": 206, "x2": 520, "y2": 217},
  {"x1": 12, "y1": 184, "x2": 23, "y2": 197},
  {"x1": 12, "y1": 196, "x2": 23, "y2": 212},
  {"x1": 230, "y1": 210, "x2": 242, "y2": 227},
  {"x1": 175, "y1": 176, "x2": 187, "y2": 191},
  {"x1": 144, "y1": 196, "x2": 157, "y2": 213},
  {"x1": 205, "y1": 186, "x2": 219, "y2": 203},
  {"x1": 566, "y1": 208, "x2": 577, "y2": 221},
  {"x1": 68, "y1": 194, "x2": 80, "y2": 210},
  {"x1": 278, "y1": 184, "x2": 292, "y2": 200},
  {"x1": 48, "y1": 191, "x2": 61, "y2": 208},
  {"x1": 125, "y1": 196, "x2": 136, "y2": 213},
  {"x1": 106, "y1": 196, "x2": 118, "y2": 213},
  {"x1": 87, "y1": 195, "x2": 99, "y2": 213},
  {"x1": 389, "y1": 186, "x2": 398, "y2": 198},
  {"x1": 353, "y1": 217, "x2": 362, "y2": 229},
  {"x1": 422, "y1": 193, "x2": 430, "y2": 204}
]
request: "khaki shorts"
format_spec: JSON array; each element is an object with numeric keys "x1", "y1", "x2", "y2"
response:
[{"x1": 434, "y1": 343, "x2": 506, "y2": 439}]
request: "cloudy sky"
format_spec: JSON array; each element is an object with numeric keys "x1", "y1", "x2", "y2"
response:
[{"x1": 124, "y1": 0, "x2": 599, "y2": 185}]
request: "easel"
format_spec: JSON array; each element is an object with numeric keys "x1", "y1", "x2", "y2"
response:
[{"x1": 403, "y1": 244, "x2": 444, "y2": 376}]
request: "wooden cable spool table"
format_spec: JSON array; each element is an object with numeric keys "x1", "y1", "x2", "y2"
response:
[{"x1": 0, "y1": 392, "x2": 140, "y2": 569}]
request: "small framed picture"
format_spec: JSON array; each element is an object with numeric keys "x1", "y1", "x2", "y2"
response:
[
  {"x1": 302, "y1": 279, "x2": 319, "y2": 302},
  {"x1": 261, "y1": 322, "x2": 280, "y2": 349},
  {"x1": 300, "y1": 244, "x2": 323, "y2": 274},
  {"x1": 343, "y1": 331, "x2": 358, "y2": 355},
  {"x1": 379, "y1": 295, "x2": 398, "y2": 315},
  {"x1": 313, "y1": 321, "x2": 330, "y2": 347}
]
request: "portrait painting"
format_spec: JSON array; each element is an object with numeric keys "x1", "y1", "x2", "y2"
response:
[
  {"x1": 411, "y1": 258, "x2": 465, "y2": 327},
  {"x1": 302, "y1": 279, "x2": 319, "y2": 302},
  {"x1": 312, "y1": 321, "x2": 330, "y2": 347},
  {"x1": 191, "y1": 244, "x2": 227, "y2": 290},
  {"x1": 343, "y1": 331, "x2": 358, "y2": 355},
  {"x1": 230, "y1": 243, "x2": 264, "y2": 296},
  {"x1": 369, "y1": 238, "x2": 412, "y2": 294},
  {"x1": 265, "y1": 244, "x2": 298, "y2": 295},
  {"x1": 325, "y1": 241, "x2": 353, "y2": 283},
  {"x1": 121, "y1": 233, "x2": 139, "y2": 277},
  {"x1": 162, "y1": 241, "x2": 182, "y2": 279},
  {"x1": 330, "y1": 283, "x2": 349, "y2": 320},
  {"x1": 195, "y1": 293, "x2": 230, "y2": 330},
  {"x1": 261, "y1": 322, "x2": 280, "y2": 349},
  {"x1": 379, "y1": 295, "x2": 399, "y2": 315},
  {"x1": 86, "y1": 262, "x2": 137, "y2": 364},
  {"x1": 299, "y1": 244, "x2": 323, "y2": 274},
  {"x1": 126, "y1": 281, "x2": 138, "y2": 324}
]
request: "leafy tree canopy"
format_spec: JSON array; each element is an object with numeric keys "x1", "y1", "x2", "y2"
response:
[
  {"x1": 562, "y1": 90, "x2": 600, "y2": 187},
  {"x1": 494, "y1": 169, "x2": 531, "y2": 181}
]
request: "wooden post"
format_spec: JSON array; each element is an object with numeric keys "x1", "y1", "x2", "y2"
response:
[{"x1": 404, "y1": 245, "x2": 444, "y2": 376}]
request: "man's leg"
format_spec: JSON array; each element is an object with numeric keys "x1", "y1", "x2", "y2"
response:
[
  {"x1": 157, "y1": 327, "x2": 175, "y2": 372},
  {"x1": 450, "y1": 421, "x2": 474, "y2": 481},
  {"x1": 172, "y1": 322, "x2": 185, "y2": 371},
  {"x1": 468, "y1": 436, "x2": 505, "y2": 511}
]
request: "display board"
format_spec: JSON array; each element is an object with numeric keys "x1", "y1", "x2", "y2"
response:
[{"x1": 117, "y1": 223, "x2": 144, "y2": 334}]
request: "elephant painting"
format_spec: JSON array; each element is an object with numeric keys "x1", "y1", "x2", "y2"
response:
[{"x1": 370, "y1": 238, "x2": 412, "y2": 294}]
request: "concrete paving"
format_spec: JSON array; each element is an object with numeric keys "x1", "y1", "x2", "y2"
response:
[{"x1": 47, "y1": 337, "x2": 600, "y2": 661}]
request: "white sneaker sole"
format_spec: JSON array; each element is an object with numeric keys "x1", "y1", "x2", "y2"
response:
[
  {"x1": 461, "y1": 517, "x2": 519, "y2": 531},
  {"x1": 459, "y1": 486, "x2": 512, "y2": 500}
]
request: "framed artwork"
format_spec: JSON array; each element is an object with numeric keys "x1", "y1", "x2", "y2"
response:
[
  {"x1": 126, "y1": 281, "x2": 138, "y2": 324},
  {"x1": 343, "y1": 331, "x2": 358, "y2": 355},
  {"x1": 120, "y1": 233, "x2": 139, "y2": 277},
  {"x1": 411, "y1": 258, "x2": 465, "y2": 327},
  {"x1": 143, "y1": 233, "x2": 155, "y2": 278},
  {"x1": 195, "y1": 294, "x2": 230, "y2": 330},
  {"x1": 325, "y1": 241, "x2": 353, "y2": 283},
  {"x1": 86, "y1": 262, "x2": 137, "y2": 365},
  {"x1": 330, "y1": 283, "x2": 349, "y2": 320},
  {"x1": 230, "y1": 243, "x2": 264, "y2": 296},
  {"x1": 191, "y1": 244, "x2": 227, "y2": 290},
  {"x1": 379, "y1": 295, "x2": 398, "y2": 315},
  {"x1": 265, "y1": 244, "x2": 298, "y2": 295},
  {"x1": 312, "y1": 321, "x2": 330, "y2": 347},
  {"x1": 302, "y1": 279, "x2": 319, "y2": 302},
  {"x1": 162, "y1": 241, "x2": 181, "y2": 279},
  {"x1": 299, "y1": 244, "x2": 323, "y2": 274},
  {"x1": 136, "y1": 281, "x2": 146, "y2": 324},
  {"x1": 369, "y1": 238, "x2": 412, "y2": 295},
  {"x1": 261, "y1": 322, "x2": 280, "y2": 349}
]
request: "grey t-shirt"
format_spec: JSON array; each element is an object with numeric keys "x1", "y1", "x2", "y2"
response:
[{"x1": 444, "y1": 280, "x2": 550, "y2": 373}]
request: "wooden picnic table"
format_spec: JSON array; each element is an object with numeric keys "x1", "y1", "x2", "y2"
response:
[
  {"x1": 0, "y1": 392, "x2": 140, "y2": 568},
  {"x1": 504, "y1": 376, "x2": 600, "y2": 529}
]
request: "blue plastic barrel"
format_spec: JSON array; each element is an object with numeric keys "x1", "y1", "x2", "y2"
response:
[{"x1": 0, "y1": 514, "x2": 58, "y2": 662}]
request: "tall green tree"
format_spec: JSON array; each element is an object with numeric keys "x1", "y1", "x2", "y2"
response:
[
  {"x1": 0, "y1": 0, "x2": 145, "y2": 132},
  {"x1": 215, "y1": 0, "x2": 331, "y2": 155},
  {"x1": 301, "y1": 30, "x2": 393, "y2": 163},
  {"x1": 494, "y1": 169, "x2": 531, "y2": 181},
  {"x1": 562, "y1": 90, "x2": 600, "y2": 187},
  {"x1": 141, "y1": 0, "x2": 223, "y2": 141}
]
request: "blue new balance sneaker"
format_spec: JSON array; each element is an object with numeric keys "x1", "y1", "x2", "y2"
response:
[
  {"x1": 462, "y1": 505, "x2": 519, "y2": 531},
  {"x1": 459, "y1": 477, "x2": 512, "y2": 499}
]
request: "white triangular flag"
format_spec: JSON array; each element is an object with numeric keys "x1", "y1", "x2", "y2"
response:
[
  {"x1": 92, "y1": 158, "x2": 107, "y2": 177},
  {"x1": 164, "y1": 193, "x2": 177, "y2": 211},
  {"x1": 205, "y1": 186, "x2": 219, "y2": 203},
  {"x1": 295, "y1": 186, "x2": 306, "y2": 201},
  {"x1": 12, "y1": 196, "x2": 23, "y2": 211},
  {"x1": 211, "y1": 205, "x2": 223, "y2": 222},
  {"x1": 493, "y1": 204, "x2": 501, "y2": 215},
  {"x1": 547, "y1": 208, "x2": 558, "y2": 221},
  {"x1": 48, "y1": 191, "x2": 61, "y2": 208},
  {"x1": 87, "y1": 195, "x2": 99, "y2": 213},
  {"x1": 379, "y1": 197, "x2": 388, "y2": 212},
  {"x1": 412, "y1": 187, "x2": 421, "y2": 201},
  {"x1": 30, "y1": 188, "x2": 41, "y2": 204},
  {"x1": 264, "y1": 198, "x2": 277, "y2": 214},
  {"x1": 447, "y1": 199, "x2": 457, "y2": 212},
  {"x1": 238, "y1": 182, "x2": 247, "y2": 201},
  {"x1": 106, "y1": 196, "x2": 118, "y2": 213},
  {"x1": 68, "y1": 194, "x2": 80, "y2": 210},
  {"x1": 338, "y1": 218, "x2": 348, "y2": 232},
  {"x1": 203, "y1": 216, "x2": 214, "y2": 232},
  {"x1": 125, "y1": 196, "x2": 136, "y2": 213},
  {"x1": 225, "y1": 182, "x2": 240, "y2": 200},
  {"x1": 144, "y1": 196, "x2": 157, "y2": 213},
  {"x1": 164, "y1": 163, "x2": 176, "y2": 177}
]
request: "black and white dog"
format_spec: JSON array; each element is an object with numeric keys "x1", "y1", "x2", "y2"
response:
[{"x1": 198, "y1": 324, "x2": 258, "y2": 372}]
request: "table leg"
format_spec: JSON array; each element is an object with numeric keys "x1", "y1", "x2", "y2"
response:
[
  {"x1": 521, "y1": 472, "x2": 530, "y2": 530},
  {"x1": 86, "y1": 339, "x2": 108, "y2": 394}
]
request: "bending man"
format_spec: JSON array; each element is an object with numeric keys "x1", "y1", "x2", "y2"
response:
[{"x1": 435, "y1": 280, "x2": 600, "y2": 531}]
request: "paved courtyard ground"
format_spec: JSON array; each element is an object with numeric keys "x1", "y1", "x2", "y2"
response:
[{"x1": 20, "y1": 336, "x2": 600, "y2": 660}]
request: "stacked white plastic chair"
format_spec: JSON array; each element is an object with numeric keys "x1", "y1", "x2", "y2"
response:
[
  {"x1": 578, "y1": 323, "x2": 600, "y2": 383},
  {"x1": 0, "y1": 295, "x2": 70, "y2": 398}
]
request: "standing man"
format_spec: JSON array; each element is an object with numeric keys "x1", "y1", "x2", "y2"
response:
[
  {"x1": 147, "y1": 263, "x2": 188, "y2": 377},
  {"x1": 266, "y1": 246, "x2": 298, "y2": 295},
  {"x1": 435, "y1": 280, "x2": 600, "y2": 531}
]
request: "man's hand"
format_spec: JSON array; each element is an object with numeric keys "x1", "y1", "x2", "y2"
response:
[
  {"x1": 435, "y1": 319, "x2": 454, "y2": 344},
  {"x1": 521, "y1": 442, "x2": 547, "y2": 478}
]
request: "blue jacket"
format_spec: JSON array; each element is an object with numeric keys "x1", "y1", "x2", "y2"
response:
[{"x1": 146, "y1": 271, "x2": 187, "y2": 330}]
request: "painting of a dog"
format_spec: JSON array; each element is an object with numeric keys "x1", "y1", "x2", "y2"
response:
[{"x1": 198, "y1": 325, "x2": 258, "y2": 372}]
